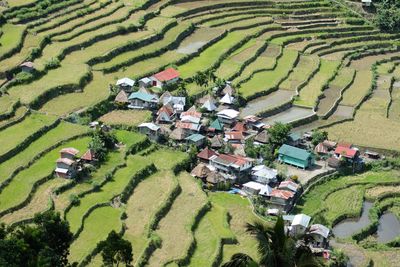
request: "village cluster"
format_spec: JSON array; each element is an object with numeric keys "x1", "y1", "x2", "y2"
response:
[{"x1": 54, "y1": 67, "x2": 382, "y2": 254}]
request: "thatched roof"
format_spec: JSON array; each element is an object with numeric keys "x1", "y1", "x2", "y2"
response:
[
  {"x1": 255, "y1": 130, "x2": 269, "y2": 144},
  {"x1": 169, "y1": 127, "x2": 186, "y2": 141},
  {"x1": 206, "y1": 171, "x2": 225, "y2": 184},
  {"x1": 222, "y1": 84, "x2": 235, "y2": 96},
  {"x1": 210, "y1": 135, "x2": 223, "y2": 148},
  {"x1": 191, "y1": 163, "x2": 211, "y2": 178},
  {"x1": 114, "y1": 90, "x2": 129, "y2": 103}
]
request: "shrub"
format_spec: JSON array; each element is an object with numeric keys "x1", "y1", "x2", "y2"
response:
[
  {"x1": 69, "y1": 194, "x2": 80, "y2": 206},
  {"x1": 44, "y1": 57, "x2": 60, "y2": 69}
]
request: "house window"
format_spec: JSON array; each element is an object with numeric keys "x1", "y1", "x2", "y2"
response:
[{"x1": 152, "y1": 80, "x2": 157, "y2": 86}]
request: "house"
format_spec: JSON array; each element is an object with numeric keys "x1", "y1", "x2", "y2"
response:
[
  {"x1": 278, "y1": 144, "x2": 315, "y2": 169},
  {"x1": 186, "y1": 133, "x2": 206, "y2": 147},
  {"x1": 308, "y1": 224, "x2": 330, "y2": 248},
  {"x1": 60, "y1": 148, "x2": 79, "y2": 160},
  {"x1": 327, "y1": 157, "x2": 341, "y2": 168},
  {"x1": 128, "y1": 91, "x2": 159, "y2": 109},
  {"x1": 80, "y1": 149, "x2": 98, "y2": 165},
  {"x1": 364, "y1": 150, "x2": 380, "y2": 159},
  {"x1": 156, "y1": 104, "x2": 175, "y2": 124},
  {"x1": 221, "y1": 83, "x2": 236, "y2": 96},
  {"x1": 254, "y1": 130, "x2": 270, "y2": 144},
  {"x1": 180, "y1": 106, "x2": 202, "y2": 121},
  {"x1": 160, "y1": 91, "x2": 186, "y2": 113},
  {"x1": 334, "y1": 145, "x2": 359, "y2": 160},
  {"x1": 20, "y1": 61, "x2": 35, "y2": 73},
  {"x1": 224, "y1": 131, "x2": 244, "y2": 144},
  {"x1": 278, "y1": 180, "x2": 300, "y2": 193},
  {"x1": 220, "y1": 93, "x2": 235, "y2": 106},
  {"x1": 201, "y1": 98, "x2": 217, "y2": 112},
  {"x1": 287, "y1": 132, "x2": 302, "y2": 147},
  {"x1": 210, "y1": 135, "x2": 224, "y2": 149},
  {"x1": 138, "y1": 77, "x2": 152, "y2": 88},
  {"x1": 191, "y1": 163, "x2": 211, "y2": 178},
  {"x1": 138, "y1": 122, "x2": 161, "y2": 141},
  {"x1": 197, "y1": 147, "x2": 218, "y2": 163},
  {"x1": 268, "y1": 189, "x2": 295, "y2": 211},
  {"x1": 56, "y1": 148, "x2": 79, "y2": 178},
  {"x1": 314, "y1": 143, "x2": 328, "y2": 155},
  {"x1": 232, "y1": 122, "x2": 247, "y2": 133},
  {"x1": 169, "y1": 127, "x2": 186, "y2": 142},
  {"x1": 210, "y1": 153, "x2": 252, "y2": 179},
  {"x1": 217, "y1": 109, "x2": 239, "y2": 126},
  {"x1": 322, "y1": 140, "x2": 337, "y2": 151},
  {"x1": 244, "y1": 115, "x2": 265, "y2": 131},
  {"x1": 208, "y1": 119, "x2": 224, "y2": 134},
  {"x1": 242, "y1": 181, "x2": 265, "y2": 195},
  {"x1": 114, "y1": 90, "x2": 129, "y2": 105},
  {"x1": 180, "y1": 114, "x2": 201, "y2": 124},
  {"x1": 175, "y1": 121, "x2": 201, "y2": 134},
  {"x1": 259, "y1": 184, "x2": 273, "y2": 197},
  {"x1": 251, "y1": 165, "x2": 278, "y2": 184},
  {"x1": 206, "y1": 171, "x2": 225, "y2": 187},
  {"x1": 150, "y1": 68, "x2": 180, "y2": 88},
  {"x1": 116, "y1": 77, "x2": 135, "y2": 91},
  {"x1": 291, "y1": 214, "x2": 311, "y2": 236},
  {"x1": 361, "y1": 0, "x2": 372, "y2": 7}
]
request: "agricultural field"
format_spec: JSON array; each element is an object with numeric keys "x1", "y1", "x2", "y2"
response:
[{"x1": 0, "y1": 0, "x2": 400, "y2": 266}]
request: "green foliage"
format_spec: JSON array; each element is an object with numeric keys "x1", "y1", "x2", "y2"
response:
[
  {"x1": 98, "y1": 230, "x2": 133, "y2": 267},
  {"x1": 14, "y1": 71, "x2": 34, "y2": 83},
  {"x1": 88, "y1": 129, "x2": 118, "y2": 162},
  {"x1": 267, "y1": 122, "x2": 292, "y2": 148},
  {"x1": 69, "y1": 194, "x2": 80, "y2": 206},
  {"x1": 44, "y1": 58, "x2": 60, "y2": 70},
  {"x1": 311, "y1": 130, "x2": 328, "y2": 146},
  {"x1": 0, "y1": 211, "x2": 72, "y2": 267},
  {"x1": 375, "y1": 0, "x2": 400, "y2": 32}
]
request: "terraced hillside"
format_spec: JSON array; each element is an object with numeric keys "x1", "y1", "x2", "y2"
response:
[{"x1": 0, "y1": 0, "x2": 399, "y2": 266}]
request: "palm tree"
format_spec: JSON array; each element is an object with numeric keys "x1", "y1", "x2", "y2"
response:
[{"x1": 222, "y1": 253, "x2": 258, "y2": 267}]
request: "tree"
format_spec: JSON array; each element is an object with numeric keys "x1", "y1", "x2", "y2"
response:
[
  {"x1": 375, "y1": 0, "x2": 400, "y2": 32},
  {"x1": 311, "y1": 130, "x2": 328, "y2": 146},
  {"x1": 0, "y1": 211, "x2": 73, "y2": 267},
  {"x1": 222, "y1": 253, "x2": 258, "y2": 267},
  {"x1": 175, "y1": 82, "x2": 188, "y2": 98},
  {"x1": 89, "y1": 133, "x2": 107, "y2": 162},
  {"x1": 98, "y1": 231, "x2": 133, "y2": 267},
  {"x1": 267, "y1": 122, "x2": 292, "y2": 148},
  {"x1": 245, "y1": 137, "x2": 258, "y2": 158}
]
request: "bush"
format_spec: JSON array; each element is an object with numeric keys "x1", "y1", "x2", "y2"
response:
[
  {"x1": 69, "y1": 194, "x2": 80, "y2": 206},
  {"x1": 44, "y1": 57, "x2": 60, "y2": 69}
]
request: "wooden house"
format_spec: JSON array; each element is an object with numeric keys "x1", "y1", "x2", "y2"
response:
[
  {"x1": 197, "y1": 147, "x2": 218, "y2": 163},
  {"x1": 278, "y1": 144, "x2": 314, "y2": 169},
  {"x1": 138, "y1": 123, "x2": 161, "y2": 141},
  {"x1": 116, "y1": 77, "x2": 135, "y2": 92},
  {"x1": 128, "y1": 91, "x2": 159, "y2": 109},
  {"x1": 150, "y1": 68, "x2": 180, "y2": 88},
  {"x1": 185, "y1": 133, "x2": 206, "y2": 147}
]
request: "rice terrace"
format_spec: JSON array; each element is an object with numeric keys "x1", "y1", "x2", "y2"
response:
[{"x1": 0, "y1": 0, "x2": 400, "y2": 266}]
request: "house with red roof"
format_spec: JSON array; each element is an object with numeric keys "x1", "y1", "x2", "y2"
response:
[
  {"x1": 224, "y1": 131, "x2": 244, "y2": 144},
  {"x1": 210, "y1": 153, "x2": 252, "y2": 180},
  {"x1": 334, "y1": 145, "x2": 359, "y2": 160},
  {"x1": 81, "y1": 149, "x2": 98, "y2": 165},
  {"x1": 156, "y1": 104, "x2": 175, "y2": 124},
  {"x1": 267, "y1": 189, "x2": 295, "y2": 212},
  {"x1": 150, "y1": 68, "x2": 180, "y2": 88},
  {"x1": 197, "y1": 147, "x2": 218, "y2": 163}
]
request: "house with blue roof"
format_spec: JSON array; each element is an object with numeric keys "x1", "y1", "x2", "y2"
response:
[
  {"x1": 278, "y1": 144, "x2": 314, "y2": 169},
  {"x1": 128, "y1": 91, "x2": 159, "y2": 109}
]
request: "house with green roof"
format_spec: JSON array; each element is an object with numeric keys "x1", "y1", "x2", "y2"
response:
[
  {"x1": 128, "y1": 91, "x2": 159, "y2": 109},
  {"x1": 208, "y1": 119, "x2": 224, "y2": 133},
  {"x1": 278, "y1": 144, "x2": 314, "y2": 169},
  {"x1": 185, "y1": 133, "x2": 206, "y2": 147}
]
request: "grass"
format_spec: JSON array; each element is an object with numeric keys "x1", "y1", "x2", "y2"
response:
[
  {"x1": 0, "y1": 106, "x2": 28, "y2": 128},
  {"x1": 93, "y1": 21, "x2": 190, "y2": 70},
  {"x1": 209, "y1": 193, "x2": 261, "y2": 264},
  {"x1": 99, "y1": 109, "x2": 152, "y2": 127},
  {"x1": 39, "y1": 72, "x2": 111, "y2": 116},
  {"x1": 68, "y1": 206, "x2": 122, "y2": 263},
  {"x1": 0, "y1": 113, "x2": 58, "y2": 159},
  {"x1": 340, "y1": 70, "x2": 373, "y2": 107},
  {"x1": 0, "y1": 137, "x2": 90, "y2": 214},
  {"x1": 188, "y1": 203, "x2": 236, "y2": 266},
  {"x1": 296, "y1": 170, "x2": 400, "y2": 225},
  {"x1": 294, "y1": 59, "x2": 340, "y2": 107},
  {"x1": 8, "y1": 63, "x2": 90, "y2": 104},
  {"x1": 0, "y1": 177, "x2": 70, "y2": 224},
  {"x1": 66, "y1": 154, "x2": 149, "y2": 233},
  {"x1": 0, "y1": 24, "x2": 25, "y2": 58},
  {"x1": 0, "y1": 121, "x2": 88, "y2": 185},
  {"x1": 177, "y1": 29, "x2": 262, "y2": 79},
  {"x1": 0, "y1": 94, "x2": 17, "y2": 114},
  {"x1": 124, "y1": 170, "x2": 176, "y2": 259},
  {"x1": 147, "y1": 172, "x2": 207, "y2": 266},
  {"x1": 279, "y1": 54, "x2": 319, "y2": 91},
  {"x1": 365, "y1": 185, "x2": 400, "y2": 200},
  {"x1": 239, "y1": 48, "x2": 298, "y2": 99},
  {"x1": 324, "y1": 185, "x2": 364, "y2": 224}
]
